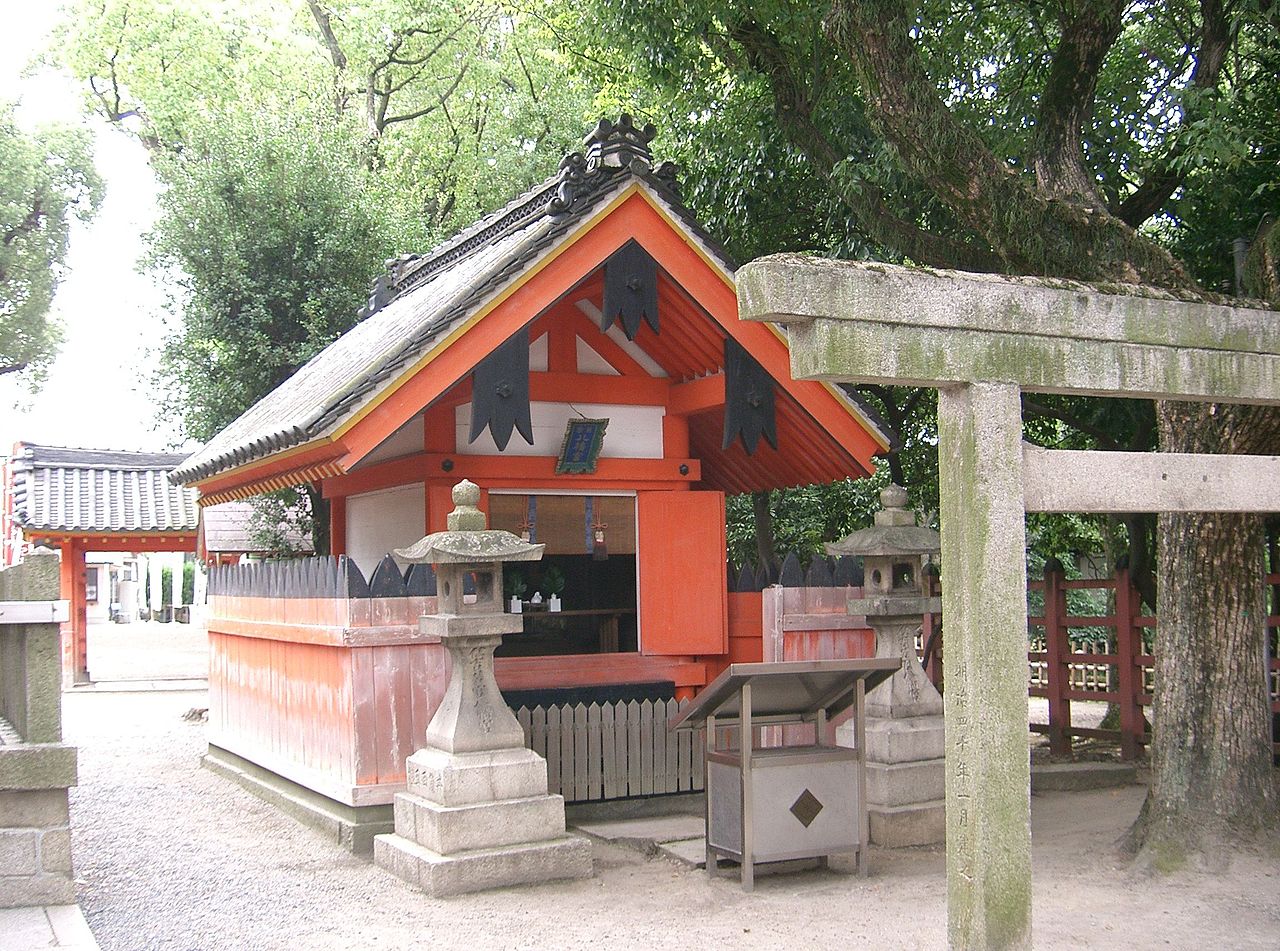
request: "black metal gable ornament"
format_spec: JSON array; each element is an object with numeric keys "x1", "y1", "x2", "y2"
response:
[
  {"x1": 722, "y1": 337, "x2": 778, "y2": 454},
  {"x1": 469, "y1": 328, "x2": 534, "y2": 451},
  {"x1": 602, "y1": 240, "x2": 659, "y2": 340}
]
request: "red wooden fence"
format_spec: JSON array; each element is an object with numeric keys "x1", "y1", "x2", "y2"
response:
[{"x1": 921, "y1": 569, "x2": 1279, "y2": 762}]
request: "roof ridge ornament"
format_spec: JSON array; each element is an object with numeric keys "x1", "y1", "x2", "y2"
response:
[
  {"x1": 584, "y1": 115, "x2": 656, "y2": 172},
  {"x1": 549, "y1": 115, "x2": 658, "y2": 218}
]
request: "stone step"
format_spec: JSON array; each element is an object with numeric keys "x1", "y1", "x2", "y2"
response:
[
  {"x1": 1031, "y1": 762, "x2": 1137, "y2": 792},
  {"x1": 393, "y1": 790, "x2": 566, "y2": 854},
  {"x1": 374, "y1": 831, "x2": 593, "y2": 897}
]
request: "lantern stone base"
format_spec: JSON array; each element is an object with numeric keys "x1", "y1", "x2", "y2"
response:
[
  {"x1": 869, "y1": 800, "x2": 946, "y2": 848},
  {"x1": 839, "y1": 714, "x2": 945, "y2": 848},
  {"x1": 374, "y1": 746, "x2": 593, "y2": 896},
  {"x1": 375, "y1": 829, "x2": 593, "y2": 898}
]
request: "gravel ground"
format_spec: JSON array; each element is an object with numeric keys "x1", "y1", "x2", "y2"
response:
[{"x1": 65, "y1": 689, "x2": 1279, "y2": 951}]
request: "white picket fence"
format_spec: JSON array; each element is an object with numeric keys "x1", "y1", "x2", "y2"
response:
[{"x1": 515, "y1": 698, "x2": 705, "y2": 803}]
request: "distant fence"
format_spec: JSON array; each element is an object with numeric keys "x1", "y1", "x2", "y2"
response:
[
  {"x1": 1024, "y1": 566, "x2": 1279, "y2": 760},
  {"x1": 516, "y1": 698, "x2": 704, "y2": 803}
]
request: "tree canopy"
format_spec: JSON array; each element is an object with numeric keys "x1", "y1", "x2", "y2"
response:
[
  {"x1": 54, "y1": 0, "x2": 600, "y2": 440},
  {"x1": 0, "y1": 103, "x2": 102, "y2": 385}
]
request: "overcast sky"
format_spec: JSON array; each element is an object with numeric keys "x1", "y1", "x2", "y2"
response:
[{"x1": 0, "y1": 6, "x2": 193, "y2": 455}]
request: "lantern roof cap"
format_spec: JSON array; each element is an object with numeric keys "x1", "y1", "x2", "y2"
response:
[
  {"x1": 824, "y1": 485, "x2": 940, "y2": 558},
  {"x1": 394, "y1": 480, "x2": 544, "y2": 565}
]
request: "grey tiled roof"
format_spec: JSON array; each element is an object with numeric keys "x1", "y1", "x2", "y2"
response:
[
  {"x1": 10, "y1": 444, "x2": 199, "y2": 534},
  {"x1": 172, "y1": 118, "x2": 892, "y2": 488},
  {"x1": 171, "y1": 141, "x2": 736, "y2": 485}
]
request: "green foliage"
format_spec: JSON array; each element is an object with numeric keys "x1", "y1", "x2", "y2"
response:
[
  {"x1": 726, "y1": 468, "x2": 894, "y2": 570},
  {"x1": 155, "y1": 561, "x2": 196, "y2": 608},
  {"x1": 246, "y1": 487, "x2": 315, "y2": 557},
  {"x1": 148, "y1": 109, "x2": 412, "y2": 440},
  {"x1": 0, "y1": 103, "x2": 102, "y2": 385}
]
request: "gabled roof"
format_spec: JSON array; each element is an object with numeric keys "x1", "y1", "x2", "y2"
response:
[
  {"x1": 174, "y1": 117, "x2": 890, "y2": 494},
  {"x1": 10, "y1": 443, "x2": 199, "y2": 535}
]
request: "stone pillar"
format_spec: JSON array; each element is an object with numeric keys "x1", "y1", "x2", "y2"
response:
[
  {"x1": 0, "y1": 548, "x2": 79, "y2": 907},
  {"x1": 937, "y1": 382, "x2": 1031, "y2": 951}
]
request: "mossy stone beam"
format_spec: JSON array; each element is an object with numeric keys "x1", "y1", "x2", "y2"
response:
[
  {"x1": 1023, "y1": 446, "x2": 1280, "y2": 513},
  {"x1": 736, "y1": 254, "x2": 1280, "y2": 951},
  {"x1": 738, "y1": 255, "x2": 1280, "y2": 405}
]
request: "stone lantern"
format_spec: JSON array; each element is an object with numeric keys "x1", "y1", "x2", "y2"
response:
[
  {"x1": 825, "y1": 484, "x2": 944, "y2": 846},
  {"x1": 373, "y1": 480, "x2": 593, "y2": 895}
]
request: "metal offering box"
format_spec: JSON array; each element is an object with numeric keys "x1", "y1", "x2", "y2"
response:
[{"x1": 669, "y1": 658, "x2": 899, "y2": 891}]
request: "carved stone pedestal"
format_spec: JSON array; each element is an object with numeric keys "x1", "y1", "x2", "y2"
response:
[
  {"x1": 829, "y1": 485, "x2": 946, "y2": 847},
  {"x1": 839, "y1": 614, "x2": 946, "y2": 847},
  {"x1": 374, "y1": 745, "x2": 592, "y2": 897}
]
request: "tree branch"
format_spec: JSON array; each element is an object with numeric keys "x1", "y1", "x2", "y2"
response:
[
  {"x1": 1113, "y1": 0, "x2": 1235, "y2": 227},
  {"x1": 727, "y1": 18, "x2": 1002, "y2": 272},
  {"x1": 2, "y1": 197, "x2": 45, "y2": 246},
  {"x1": 1032, "y1": 0, "x2": 1125, "y2": 208},
  {"x1": 306, "y1": 1, "x2": 347, "y2": 71},
  {"x1": 1021, "y1": 397, "x2": 1124, "y2": 450},
  {"x1": 824, "y1": 0, "x2": 1197, "y2": 289}
]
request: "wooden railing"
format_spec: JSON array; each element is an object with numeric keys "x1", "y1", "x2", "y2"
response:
[{"x1": 1025, "y1": 568, "x2": 1279, "y2": 760}]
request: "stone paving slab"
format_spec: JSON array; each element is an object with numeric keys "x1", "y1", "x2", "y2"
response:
[
  {"x1": 0, "y1": 905, "x2": 100, "y2": 950},
  {"x1": 571, "y1": 813, "x2": 705, "y2": 847},
  {"x1": 655, "y1": 837, "x2": 706, "y2": 868}
]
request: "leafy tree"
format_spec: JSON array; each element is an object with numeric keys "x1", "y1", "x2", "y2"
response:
[
  {"x1": 0, "y1": 103, "x2": 102, "y2": 384},
  {"x1": 574, "y1": 0, "x2": 1280, "y2": 867},
  {"x1": 53, "y1": 0, "x2": 597, "y2": 549},
  {"x1": 147, "y1": 110, "x2": 412, "y2": 443}
]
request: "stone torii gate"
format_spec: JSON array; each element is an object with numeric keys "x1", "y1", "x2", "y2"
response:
[{"x1": 737, "y1": 256, "x2": 1280, "y2": 951}]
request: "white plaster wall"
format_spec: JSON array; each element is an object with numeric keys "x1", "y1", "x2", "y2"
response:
[
  {"x1": 345, "y1": 484, "x2": 427, "y2": 579},
  {"x1": 455, "y1": 402, "x2": 664, "y2": 458}
]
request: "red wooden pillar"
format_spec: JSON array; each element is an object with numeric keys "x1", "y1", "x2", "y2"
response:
[
  {"x1": 1043, "y1": 562, "x2": 1071, "y2": 756},
  {"x1": 59, "y1": 539, "x2": 89, "y2": 685},
  {"x1": 1114, "y1": 567, "x2": 1140, "y2": 760},
  {"x1": 921, "y1": 571, "x2": 943, "y2": 688},
  {"x1": 329, "y1": 496, "x2": 347, "y2": 556}
]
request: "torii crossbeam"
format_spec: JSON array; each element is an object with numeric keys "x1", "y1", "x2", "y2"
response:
[{"x1": 737, "y1": 255, "x2": 1280, "y2": 951}]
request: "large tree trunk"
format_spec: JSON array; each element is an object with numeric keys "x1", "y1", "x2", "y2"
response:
[{"x1": 1131, "y1": 401, "x2": 1280, "y2": 862}]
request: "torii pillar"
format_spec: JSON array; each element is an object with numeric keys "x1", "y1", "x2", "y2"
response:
[{"x1": 738, "y1": 256, "x2": 1280, "y2": 951}]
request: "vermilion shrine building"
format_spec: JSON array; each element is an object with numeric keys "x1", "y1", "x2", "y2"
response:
[{"x1": 173, "y1": 119, "x2": 888, "y2": 845}]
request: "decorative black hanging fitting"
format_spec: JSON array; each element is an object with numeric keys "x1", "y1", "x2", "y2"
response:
[
  {"x1": 722, "y1": 337, "x2": 778, "y2": 454},
  {"x1": 602, "y1": 240, "x2": 659, "y2": 340},
  {"x1": 470, "y1": 328, "x2": 533, "y2": 451}
]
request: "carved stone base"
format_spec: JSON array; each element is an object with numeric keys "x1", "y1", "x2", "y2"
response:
[
  {"x1": 838, "y1": 713, "x2": 945, "y2": 847},
  {"x1": 375, "y1": 745, "x2": 593, "y2": 896},
  {"x1": 374, "y1": 830, "x2": 593, "y2": 898}
]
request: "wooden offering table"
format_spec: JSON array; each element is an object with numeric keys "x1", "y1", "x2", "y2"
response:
[{"x1": 670, "y1": 658, "x2": 899, "y2": 891}]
